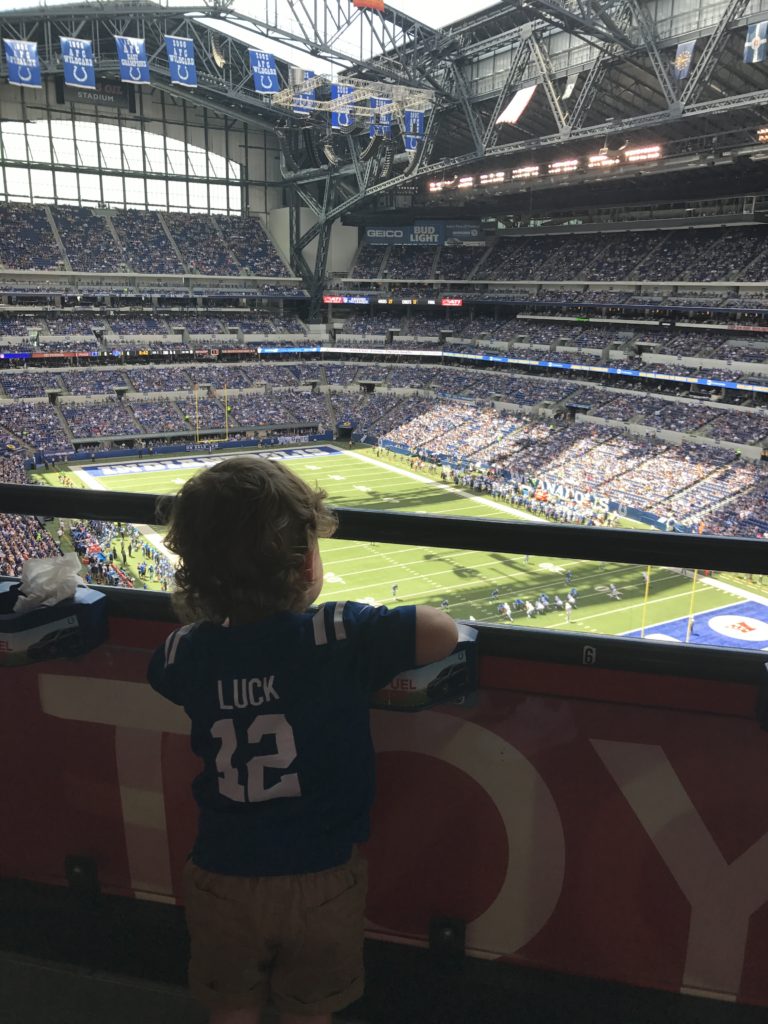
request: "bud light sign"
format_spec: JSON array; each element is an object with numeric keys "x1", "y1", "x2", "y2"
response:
[{"x1": 365, "y1": 222, "x2": 445, "y2": 245}]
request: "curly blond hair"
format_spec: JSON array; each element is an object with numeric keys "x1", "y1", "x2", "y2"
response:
[{"x1": 159, "y1": 455, "x2": 336, "y2": 623}]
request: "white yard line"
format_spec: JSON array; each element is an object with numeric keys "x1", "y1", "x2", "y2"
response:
[
  {"x1": 344, "y1": 449, "x2": 541, "y2": 521},
  {"x1": 692, "y1": 573, "x2": 768, "y2": 607}
]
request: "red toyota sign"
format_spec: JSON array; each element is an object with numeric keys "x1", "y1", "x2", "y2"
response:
[
  {"x1": 323, "y1": 295, "x2": 345, "y2": 304},
  {"x1": 441, "y1": 297, "x2": 463, "y2": 307}
]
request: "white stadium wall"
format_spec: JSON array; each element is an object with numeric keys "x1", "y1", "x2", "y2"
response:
[{"x1": 269, "y1": 206, "x2": 358, "y2": 274}]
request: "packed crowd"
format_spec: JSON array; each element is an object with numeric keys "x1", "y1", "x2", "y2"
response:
[
  {"x1": 385, "y1": 246, "x2": 439, "y2": 279},
  {"x1": 111, "y1": 210, "x2": 185, "y2": 275},
  {"x1": 0, "y1": 204, "x2": 64, "y2": 271},
  {"x1": 165, "y1": 213, "x2": 239, "y2": 277},
  {"x1": 0, "y1": 454, "x2": 62, "y2": 577},
  {"x1": 213, "y1": 215, "x2": 288, "y2": 277},
  {"x1": 53, "y1": 206, "x2": 124, "y2": 273}
]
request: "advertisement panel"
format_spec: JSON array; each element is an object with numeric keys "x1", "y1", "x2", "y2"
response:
[
  {"x1": 364, "y1": 224, "x2": 445, "y2": 245},
  {"x1": 445, "y1": 222, "x2": 483, "y2": 242},
  {"x1": 1, "y1": 623, "x2": 766, "y2": 1006}
]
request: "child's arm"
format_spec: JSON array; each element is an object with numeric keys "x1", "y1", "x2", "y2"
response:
[{"x1": 414, "y1": 606, "x2": 459, "y2": 666}]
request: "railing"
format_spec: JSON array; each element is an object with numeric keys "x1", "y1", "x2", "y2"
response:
[{"x1": 3, "y1": 481, "x2": 768, "y2": 699}]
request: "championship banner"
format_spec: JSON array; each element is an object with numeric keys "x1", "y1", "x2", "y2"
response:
[
  {"x1": 293, "y1": 71, "x2": 315, "y2": 115},
  {"x1": 3, "y1": 39, "x2": 41, "y2": 89},
  {"x1": 331, "y1": 83, "x2": 355, "y2": 129},
  {"x1": 673, "y1": 40, "x2": 695, "y2": 80},
  {"x1": 403, "y1": 109, "x2": 424, "y2": 152},
  {"x1": 165, "y1": 36, "x2": 197, "y2": 88},
  {"x1": 744, "y1": 22, "x2": 768, "y2": 63},
  {"x1": 115, "y1": 36, "x2": 150, "y2": 84},
  {"x1": 370, "y1": 96, "x2": 392, "y2": 138},
  {"x1": 249, "y1": 49, "x2": 280, "y2": 94},
  {"x1": 60, "y1": 37, "x2": 95, "y2": 90}
]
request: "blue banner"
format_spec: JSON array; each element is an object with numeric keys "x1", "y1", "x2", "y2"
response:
[
  {"x1": 404, "y1": 109, "x2": 424, "y2": 151},
  {"x1": 672, "y1": 40, "x2": 695, "y2": 79},
  {"x1": 165, "y1": 36, "x2": 197, "y2": 88},
  {"x1": 249, "y1": 49, "x2": 280, "y2": 93},
  {"x1": 115, "y1": 36, "x2": 150, "y2": 84},
  {"x1": 745, "y1": 22, "x2": 768, "y2": 63},
  {"x1": 331, "y1": 83, "x2": 355, "y2": 129},
  {"x1": 293, "y1": 71, "x2": 315, "y2": 115},
  {"x1": 3, "y1": 39, "x2": 41, "y2": 88},
  {"x1": 370, "y1": 96, "x2": 392, "y2": 138},
  {"x1": 60, "y1": 37, "x2": 95, "y2": 89}
]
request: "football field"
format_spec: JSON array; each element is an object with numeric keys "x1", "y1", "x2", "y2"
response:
[{"x1": 49, "y1": 443, "x2": 768, "y2": 647}]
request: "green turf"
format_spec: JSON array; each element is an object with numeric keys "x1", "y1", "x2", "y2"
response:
[{"x1": 46, "y1": 443, "x2": 746, "y2": 638}]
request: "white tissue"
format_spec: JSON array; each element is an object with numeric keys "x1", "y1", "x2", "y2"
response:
[{"x1": 14, "y1": 552, "x2": 84, "y2": 613}]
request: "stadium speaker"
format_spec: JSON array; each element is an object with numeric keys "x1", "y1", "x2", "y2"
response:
[
  {"x1": 360, "y1": 134, "x2": 381, "y2": 161},
  {"x1": 54, "y1": 75, "x2": 65, "y2": 105}
]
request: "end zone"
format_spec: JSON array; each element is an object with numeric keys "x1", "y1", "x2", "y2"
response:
[
  {"x1": 624, "y1": 600, "x2": 768, "y2": 650},
  {"x1": 79, "y1": 444, "x2": 344, "y2": 479}
]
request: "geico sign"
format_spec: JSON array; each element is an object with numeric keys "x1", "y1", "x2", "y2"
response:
[{"x1": 367, "y1": 229, "x2": 404, "y2": 238}]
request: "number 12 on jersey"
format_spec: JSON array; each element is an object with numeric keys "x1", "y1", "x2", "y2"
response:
[{"x1": 212, "y1": 714, "x2": 302, "y2": 803}]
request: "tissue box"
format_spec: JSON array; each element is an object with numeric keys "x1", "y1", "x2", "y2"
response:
[
  {"x1": 371, "y1": 624, "x2": 478, "y2": 712},
  {"x1": 0, "y1": 583, "x2": 108, "y2": 667}
]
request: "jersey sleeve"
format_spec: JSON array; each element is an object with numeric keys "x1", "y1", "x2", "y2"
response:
[
  {"x1": 147, "y1": 623, "x2": 198, "y2": 705},
  {"x1": 309, "y1": 601, "x2": 416, "y2": 692}
]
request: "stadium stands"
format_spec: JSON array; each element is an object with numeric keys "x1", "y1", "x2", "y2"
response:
[
  {"x1": 60, "y1": 399, "x2": 141, "y2": 438},
  {"x1": 435, "y1": 246, "x2": 483, "y2": 280},
  {"x1": 385, "y1": 246, "x2": 438, "y2": 279},
  {"x1": 110, "y1": 210, "x2": 185, "y2": 275},
  {"x1": 348, "y1": 244, "x2": 385, "y2": 277},
  {"x1": 213, "y1": 214, "x2": 287, "y2": 276},
  {"x1": 0, "y1": 204, "x2": 63, "y2": 271},
  {"x1": 52, "y1": 207, "x2": 124, "y2": 273},
  {"x1": 165, "y1": 213, "x2": 239, "y2": 276}
]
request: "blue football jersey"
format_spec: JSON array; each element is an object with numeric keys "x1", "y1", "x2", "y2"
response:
[{"x1": 148, "y1": 601, "x2": 416, "y2": 876}]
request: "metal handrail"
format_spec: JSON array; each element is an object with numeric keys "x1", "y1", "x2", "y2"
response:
[{"x1": 2, "y1": 482, "x2": 766, "y2": 573}]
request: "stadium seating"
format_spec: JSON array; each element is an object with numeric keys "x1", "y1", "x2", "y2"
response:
[
  {"x1": 111, "y1": 210, "x2": 185, "y2": 275},
  {"x1": 348, "y1": 244, "x2": 385, "y2": 278},
  {"x1": 60, "y1": 399, "x2": 141, "y2": 438},
  {"x1": 385, "y1": 246, "x2": 438, "y2": 279},
  {"x1": 0, "y1": 204, "x2": 63, "y2": 271},
  {"x1": 435, "y1": 246, "x2": 484, "y2": 280},
  {"x1": 212, "y1": 215, "x2": 288, "y2": 276},
  {"x1": 0, "y1": 401, "x2": 71, "y2": 451},
  {"x1": 165, "y1": 213, "x2": 239, "y2": 276},
  {"x1": 53, "y1": 207, "x2": 124, "y2": 273},
  {"x1": 0, "y1": 455, "x2": 61, "y2": 577}
]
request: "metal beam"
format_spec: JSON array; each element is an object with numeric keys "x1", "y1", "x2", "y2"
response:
[
  {"x1": 624, "y1": 0, "x2": 677, "y2": 109},
  {"x1": 680, "y1": 0, "x2": 750, "y2": 107},
  {"x1": 529, "y1": 32, "x2": 567, "y2": 132},
  {"x1": 483, "y1": 29, "x2": 534, "y2": 149},
  {"x1": 449, "y1": 60, "x2": 486, "y2": 157}
]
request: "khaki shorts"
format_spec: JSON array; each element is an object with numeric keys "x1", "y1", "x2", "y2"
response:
[{"x1": 182, "y1": 847, "x2": 368, "y2": 1016}]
